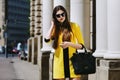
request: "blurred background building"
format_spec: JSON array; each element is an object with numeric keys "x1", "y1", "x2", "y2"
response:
[
  {"x1": 0, "y1": 0, "x2": 5, "y2": 46},
  {"x1": 0, "y1": 0, "x2": 30, "y2": 47}
]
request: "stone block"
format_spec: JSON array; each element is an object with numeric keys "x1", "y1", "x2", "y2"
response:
[
  {"x1": 41, "y1": 52, "x2": 50, "y2": 80},
  {"x1": 49, "y1": 53, "x2": 54, "y2": 80},
  {"x1": 97, "y1": 59, "x2": 120, "y2": 80},
  {"x1": 27, "y1": 38, "x2": 32, "y2": 62},
  {"x1": 31, "y1": 37, "x2": 38, "y2": 64}
]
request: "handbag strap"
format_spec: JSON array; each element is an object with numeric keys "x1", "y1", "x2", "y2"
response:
[{"x1": 76, "y1": 44, "x2": 88, "y2": 54}]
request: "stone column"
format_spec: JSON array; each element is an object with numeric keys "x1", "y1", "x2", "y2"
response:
[
  {"x1": 27, "y1": 38, "x2": 32, "y2": 62},
  {"x1": 28, "y1": 0, "x2": 35, "y2": 63},
  {"x1": 40, "y1": 0, "x2": 53, "y2": 80},
  {"x1": 30, "y1": 0, "x2": 42, "y2": 65},
  {"x1": 49, "y1": 53, "x2": 54, "y2": 80},
  {"x1": 84, "y1": 0, "x2": 91, "y2": 48},
  {"x1": 34, "y1": 0, "x2": 42, "y2": 35},
  {"x1": 31, "y1": 38, "x2": 35, "y2": 64},
  {"x1": 54, "y1": 0, "x2": 67, "y2": 8},
  {"x1": 41, "y1": 0, "x2": 53, "y2": 52},
  {"x1": 70, "y1": 0, "x2": 84, "y2": 32},
  {"x1": 100, "y1": 1, "x2": 120, "y2": 77},
  {"x1": 30, "y1": 0, "x2": 35, "y2": 37},
  {"x1": 91, "y1": 0, "x2": 120, "y2": 80},
  {"x1": 89, "y1": 0, "x2": 107, "y2": 80},
  {"x1": 70, "y1": 0, "x2": 91, "y2": 48},
  {"x1": 93, "y1": 0, "x2": 107, "y2": 58},
  {"x1": 104, "y1": 0, "x2": 120, "y2": 59}
]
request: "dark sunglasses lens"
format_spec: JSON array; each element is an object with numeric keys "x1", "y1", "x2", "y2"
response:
[
  {"x1": 61, "y1": 13, "x2": 65, "y2": 17},
  {"x1": 56, "y1": 14, "x2": 61, "y2": 18},
  {"x1": 56, "y1": 13, "x2": 65, "y2": 18}
]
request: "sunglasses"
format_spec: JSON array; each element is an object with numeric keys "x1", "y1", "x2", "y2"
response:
[{"x1": 56, "y1": 12, "x2": 65, "y2": 18}]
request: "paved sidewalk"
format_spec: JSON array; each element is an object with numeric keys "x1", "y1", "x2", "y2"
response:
[
  {"x1": 0, "y1": 55, "x2": 39, "y2": 80},
  {"x1": 0, "y1": 57, "x2": 17, "y2": 80},
  {"x1": 12, "y1": 57, "x2": 39, "y2": 80}
]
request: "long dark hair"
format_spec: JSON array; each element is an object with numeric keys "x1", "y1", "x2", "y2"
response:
[{"x1": 52, "y1": 5, "x2": 72, "y2": 49}]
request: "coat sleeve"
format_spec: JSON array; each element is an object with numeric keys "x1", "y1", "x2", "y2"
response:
[{"x1": 73, "y1": 23, "x2": 84, "y2": 45}]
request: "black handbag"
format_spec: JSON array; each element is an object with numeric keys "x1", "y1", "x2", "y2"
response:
[{"x1": 70, "y1": 45, "x2": 96, "y2": 75}]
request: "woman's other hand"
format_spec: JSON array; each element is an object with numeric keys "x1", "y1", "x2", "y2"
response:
[
  {"x1": 60, "y1": 42, "x2": 83, "y2": 49},
  {"x1": 60, "y1": 42, "x2": 69, "y2": 49},
  {"x1": 45, "y1": 20, "x2": 55, "y2": 39},
  {"x1": 51, "y1": 20, "x2": 54, "y2": 27}
]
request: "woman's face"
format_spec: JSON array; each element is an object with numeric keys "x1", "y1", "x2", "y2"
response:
[{"x1": 56, "y1": 10, "x2": 65, "y2": 23}]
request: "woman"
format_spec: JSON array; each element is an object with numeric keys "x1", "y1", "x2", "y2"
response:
[{"x1": 45, "y1": 5, "x2": 84, "y2": 80}]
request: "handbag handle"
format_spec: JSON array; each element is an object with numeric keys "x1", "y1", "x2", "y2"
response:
[{"x1": 76, "y1": 44, "x2": 88, "y2": 54}]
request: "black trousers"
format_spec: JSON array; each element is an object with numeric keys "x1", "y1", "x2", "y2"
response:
[{"x1": 63, "y1": 48, "x2": 70, "y2": 78}]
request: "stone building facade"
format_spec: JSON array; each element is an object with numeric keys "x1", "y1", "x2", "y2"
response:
[
  {"x1": 0, "y1": 0, "x2": 30, "y2": 47},
  {"x1": 0, "y1": 0, "x2": 5, "y2": 46},
  {"x1": 28, "y1": 0, "x2": 120, "y2": 80}
]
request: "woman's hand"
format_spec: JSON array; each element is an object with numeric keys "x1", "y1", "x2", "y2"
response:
[
  {"x1": 60, "y1": 42, "x2": 83, "y2": 49},
  {"x1": 60, "y1": 41, "x2": 70, "y2": 49},
  {"x1": 51, "y1": 20, "x2": 54, "y2": 27},
  {"x1": 45, "y1": 20, "x2": 55, "y2": 39}
]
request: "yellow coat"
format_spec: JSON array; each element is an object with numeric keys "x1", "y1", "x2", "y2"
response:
[{"x1": 52, "y1": 22, "x2": 84, "y2": 79}]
